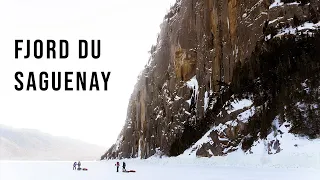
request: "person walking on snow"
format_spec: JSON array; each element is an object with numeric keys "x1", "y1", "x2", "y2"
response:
[
  {"x1": 77, "y1": 161, "x2": 81, "y2": 169},
  {"x1": 122, "y1": 162, "x2": 126, "y2": 172},
  {"x1": 115, "y1": 162, "x2": 120, "y2": 172},
  {"x1": 73, "y1": 162, "x2": 77, "y2": 170}
]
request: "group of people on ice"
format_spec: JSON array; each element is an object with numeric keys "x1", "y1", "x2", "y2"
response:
[
  {"x1": 72, "y1": 160, "x2": 133, "y2": 172},
  {"x1": 115, "y1": 161, "x2": 126, "y2": 172},
  {"x1": 73, "y1": 161, "x2": 88, "y2": 171},
  {"x1": 73, "y1": 161, "x2": 81, "y2": 170}
]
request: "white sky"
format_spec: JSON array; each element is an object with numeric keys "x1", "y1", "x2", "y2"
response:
[{"x1": 0, "y1": 0, "x2": 176, "y2": 148}]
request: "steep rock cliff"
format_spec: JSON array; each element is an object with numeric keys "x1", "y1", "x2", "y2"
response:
[{"x1": 102, "y1": 0, "x2": 320, "y2": 159}]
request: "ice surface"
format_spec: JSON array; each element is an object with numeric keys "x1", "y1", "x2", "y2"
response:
[{"x1": 0, "y1": 159, "x2": 319, "y2": 180}]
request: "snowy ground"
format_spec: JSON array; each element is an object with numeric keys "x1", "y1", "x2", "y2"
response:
[{"x1": 0, "y1": 159, "x2": 319, "y2": 180}]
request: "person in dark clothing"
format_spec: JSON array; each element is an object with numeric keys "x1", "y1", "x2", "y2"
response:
[
  {"x1": 122, "y1": 162, "x2": 126, "y2": 172},
  {"x1": 77, "y1": 161, "x2": 81, "y2": 169},
  {"x1": 73, "y1": 162, "x2": 77, "y2": 170},
  {"x1": 115, "y1": 162, "x2": 120, "y2": 172}
]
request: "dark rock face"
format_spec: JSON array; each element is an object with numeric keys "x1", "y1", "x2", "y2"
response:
[{"x1": 102, "y1": 0, "x2": 320, "y2": 160}]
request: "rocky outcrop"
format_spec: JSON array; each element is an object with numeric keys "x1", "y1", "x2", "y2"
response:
[{"x1": 102, "y1": 0, "x2": 320, "y2": 160}]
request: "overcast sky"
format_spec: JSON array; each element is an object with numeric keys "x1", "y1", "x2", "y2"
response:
[{"x1": 0, "y1": 0, "x2": 176, "y2": 147}]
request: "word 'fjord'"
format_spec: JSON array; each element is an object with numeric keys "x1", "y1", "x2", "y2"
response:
[
  {"x1": 15, "y1": 39, "x2": 100, "y2": 59},
  {"x1": 14, "y1": 39, "x2": 111, "y2": 91}
]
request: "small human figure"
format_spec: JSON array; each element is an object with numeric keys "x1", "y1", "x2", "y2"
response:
[
  {"x1": 73, "y1": 162, "x2": 77, "y2": 170},
  {"x1": 77, "y1": 161, "x2": 81, "y2": 169},
  {"x1": 122, "y1": 162, "x2": 126, "y2": 172},
  {"x1": 115, "y1": 161, "x2": 120, "y2": 172}
]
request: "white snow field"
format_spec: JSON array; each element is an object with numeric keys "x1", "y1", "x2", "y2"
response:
[{"x1": 0, "y1": 158, "x2": 319, "y2": 180}]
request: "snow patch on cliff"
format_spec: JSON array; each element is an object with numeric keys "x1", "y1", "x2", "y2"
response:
[
  {"x1": 186, "y1": 76, "x2": 199, "y2": 106},
  {"x1": 269, "y1": 0, "x2": 301, "y2": 9},
  {"x1": 269, "y1": 16, "x2": 284, "y2": 25},
  {"x1": 181, "y1": 115, "x2": 320, "y2": 169},
  {"x1": 265, "y1": 21, "x2": 320, "y2": 41},
  {"x1": 248, "y1": 115, "x2": 320, "y2": 167},
  {"x1": 227, "y1": 99, "x2": 253, "y2": 114},
  {"x1": 237, "y1": 107, "x2": 256, "y2": 123},
  {"x1": 186, "y1": 76, "x2": 199, "y2": 93},
  {"x1": 269, "y1": 0, "x2": 283, "y2": 9},
  {"x1": 204, "y1": 91, "x2": 209, "y2": 112},
  {"x1": 183, "y1": 127, "x2": 215, "y2": 155},
  {"x1": 175, "y1": 95, "x2": 182, "y2": 101},
  {"x1": 183, "y1": 118, "x2": 241, "y2": 156},
  {"x1": 276, "y1": 21, "x2": 320, "y2": 37}
]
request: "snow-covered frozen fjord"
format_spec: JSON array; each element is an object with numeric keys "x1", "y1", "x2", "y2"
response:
[{"x1": 0, "y1": 159, "x2": 319, "y2": 180}]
